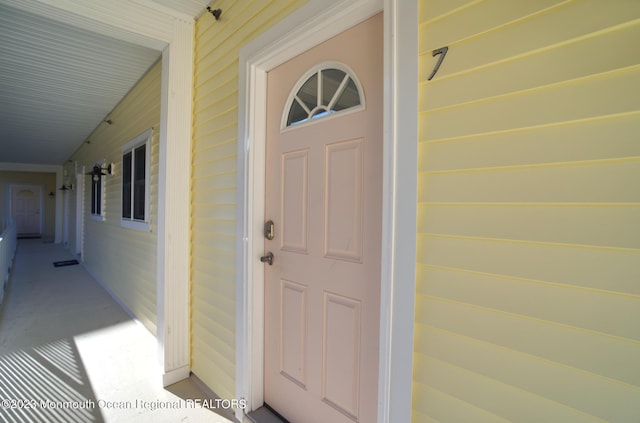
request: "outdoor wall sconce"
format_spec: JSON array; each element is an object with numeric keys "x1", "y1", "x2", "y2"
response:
[
  {"x1": 48, "y1": 192, "x2": 55, "y2": 198},
  {"x1": 58, "y1": 184, "x2": 73, "y2": 191},
  {"x1": 206, "y1": 6, "x2": 222, "y2": 20},
  {"x1": 86, "y1": 164, "x2": 113, "y2": 182}
]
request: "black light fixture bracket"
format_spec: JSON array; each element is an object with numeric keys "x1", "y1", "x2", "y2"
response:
[
  {"x1": 207, "y1": 6, "x2": 222, "y2": 20},
  {"x1": 86, "y1": 164, "x2": 113, "y2": 179}
]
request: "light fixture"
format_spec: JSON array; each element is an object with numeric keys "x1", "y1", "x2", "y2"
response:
[
  {"x1": 206, "y1": 6, "x2": 222, "y2": 20},
  {"x1": 86, "y1": 164, "x2": 113, "y2": 181},
  {"x1": 48, "y1": 191, "x2": 55, "y2": 198},
  {"x1": 58, "y1": 184, "x2": 73, "y2": 191}
]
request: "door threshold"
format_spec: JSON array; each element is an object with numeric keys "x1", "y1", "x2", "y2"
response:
[
  {"x1": 247, "y1": 405, "x2": 289, "y2": 423},
  {"x1": 17, "y1": 233, "x2": 41, "y2": 239}
]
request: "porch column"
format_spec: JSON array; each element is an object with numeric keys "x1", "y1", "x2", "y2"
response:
[{"x1": 157, "y1": 18, "x2": 194, "y2": 386}]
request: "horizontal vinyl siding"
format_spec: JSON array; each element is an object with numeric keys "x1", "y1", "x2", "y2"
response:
[
  {"x1": 191, "y1": 0, "x2": 307, "y2": 400},
  {"x1": 414, "y1": 1, "x2": 640, "y2": 422},
  {"x1": 69, "y1": 61, "x2": 160, "y2": 334}
]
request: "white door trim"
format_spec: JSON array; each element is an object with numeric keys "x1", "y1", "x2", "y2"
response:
[
  {"x1": 75, "y1": 168, "x2": 84, "y2": 257},
  {"x1": 235, "y1": 0, "x2": 418, "y2": 421},
  {"x1": 380, "y1": 1, "x2": 418, "y2": 422},
  {"x1": 63, "y1": 183, "x2": 70, "y2": 245}
]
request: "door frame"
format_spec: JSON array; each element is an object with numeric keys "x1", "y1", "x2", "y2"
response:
[
  {"x1": 63, "y1": 182, "x2": 70, "y2": 245},
  {"x1": 9, "y1": 183, "x2": 44, "y2": 236},
  {"x1": 0, "y1": 163, "x2": 63, "y2": 243},
  {"x1": 235, "y1": 1, "x2": 418, "y2": 422},
  {"x1": 75, "y1": 167, "x2": 84, "y2": 257}
]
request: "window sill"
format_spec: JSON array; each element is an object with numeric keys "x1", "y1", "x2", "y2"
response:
[
  {"x1": 91, "y1": 214, "x2": 105, "y2": 222},
  {"x1": 121, "y1": 219, "x2": 150, "y2": 232}
]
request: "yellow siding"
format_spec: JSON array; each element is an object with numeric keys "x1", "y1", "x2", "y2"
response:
[
  {"x1": 191, "y1": 0, "x2": 308, "y2": 400},
  {"x1": 415, "y1": 1, "x2": 640, "y2": 422},
  {"x1": 69, "y1": 61, "x2": 161, "y2": 334}
]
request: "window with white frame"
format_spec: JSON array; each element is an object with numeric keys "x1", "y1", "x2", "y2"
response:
[{"x1": 121, "y1": 129, "x2": 151, "y2": 231}]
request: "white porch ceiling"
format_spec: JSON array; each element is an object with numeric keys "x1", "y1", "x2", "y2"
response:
[{"x1": 0, "y1": 0, "x2": 210, "y2": 165}]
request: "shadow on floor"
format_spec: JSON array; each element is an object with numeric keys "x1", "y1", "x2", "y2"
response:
[
  {"x1": 0, "y1": 337, "x2": 105, "y2": 422},
  {"x1": 0, "y1": 240, "x2": 114, "y2": 422}
]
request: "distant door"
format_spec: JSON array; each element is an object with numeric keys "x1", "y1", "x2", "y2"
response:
[
  {"x1": 263, "y1": 14, "x2": 382, "y2": 423},
  {"x1": 11, "y1": 185, "x2": 42, "y2": 235}
]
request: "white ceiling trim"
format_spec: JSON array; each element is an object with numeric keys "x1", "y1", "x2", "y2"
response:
[
  {"x1": 0, "y1": 162, "x2": 61, "y2": 173},
  {"x1": 130, "y1": 0, "x2": 196, "y2": 23}
]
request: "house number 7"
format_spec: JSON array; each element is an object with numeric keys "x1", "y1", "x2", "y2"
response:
[{"x1": 428, "y1": 46, "x2": 449, "y2": 81}]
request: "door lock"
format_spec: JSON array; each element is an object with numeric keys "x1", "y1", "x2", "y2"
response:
[
  {"x1": 264, "y1": 220, "x2": 275, "y2": 240},
  {"x1": 260, "y1": 252, "x2": 274, "y2": 266}
]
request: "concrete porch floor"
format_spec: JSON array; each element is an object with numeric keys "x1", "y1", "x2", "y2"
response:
[{"x1": 0, "y1": 239, "x2": 236, "y2": 423}]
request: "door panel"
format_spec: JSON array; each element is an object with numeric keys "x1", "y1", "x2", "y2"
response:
[
  {"x1": 11, "y1": 186, "x2": 42, "y2": 235},
  {"x1": 281, "y1": 150, "x2": 309, "y2": 253},
  {"x1": 324, "y1": 138, "x2": 364, "y2": 262},
  {"x1": 264, "y1": 14, "x2": 382, "y2": 423},
  {"x1": 322, "y1": 291, "x2": 361, "y2": 419},
  {"x1": 280, "y1": 279, "x2": 308, "y2": 387}
]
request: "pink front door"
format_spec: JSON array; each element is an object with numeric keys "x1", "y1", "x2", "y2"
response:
[{"x1": 263, "y1": 14, "x2": 383, "y2": 423}]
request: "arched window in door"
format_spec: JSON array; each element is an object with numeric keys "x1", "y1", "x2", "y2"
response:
[{"x1": 282, "y1": 62, "x2": 365, "y2": 129}]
